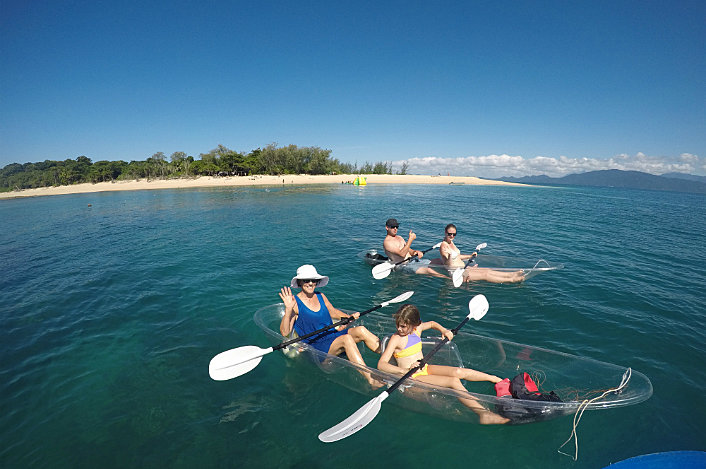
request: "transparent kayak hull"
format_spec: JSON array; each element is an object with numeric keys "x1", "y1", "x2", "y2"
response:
[
  {"x1": 358, "y1": 249, "x2": 564, "y2": 281},
  {"x1": 254, "y1": 304, "x2": 652, "y2": 425}
]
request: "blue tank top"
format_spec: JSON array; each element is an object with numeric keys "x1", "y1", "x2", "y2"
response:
[{"x1": 294, "y1": 292, "x2": 332, "y2": 339}]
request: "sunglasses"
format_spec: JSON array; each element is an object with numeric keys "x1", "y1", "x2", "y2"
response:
[
  {"x1": 446, "y1": 232, "x2": 457, "y2": 237},
  {"x1": 300, "y1": 279, "x2": 318, "y2": 284},
  {"x1": 388, "y1": 225, "x2": 399, "y2": 229}
]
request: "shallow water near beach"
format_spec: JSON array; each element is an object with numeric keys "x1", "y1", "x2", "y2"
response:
[{"x1": 1, "y1": 183, "x2": 704, "y2": 468}]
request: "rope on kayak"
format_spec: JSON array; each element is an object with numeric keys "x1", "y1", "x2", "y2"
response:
[
  {"x1": 531, "y1": 259, "x2": 551, "y2": 269},
  {"x1": 558, "y1": 368, "x2": 632, "y2": 461}
]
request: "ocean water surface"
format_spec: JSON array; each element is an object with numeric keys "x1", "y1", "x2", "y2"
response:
[{"x1": 1, "y1": 183, "x2": 704, "y2": 468}]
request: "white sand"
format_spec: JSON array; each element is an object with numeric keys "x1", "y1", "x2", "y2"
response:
[{"x1": 0, "y1": 174, "x2": 525, "y2": 199}]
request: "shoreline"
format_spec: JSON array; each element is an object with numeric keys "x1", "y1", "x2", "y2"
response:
[{"x1": 0, "y1": 174, "x2": 527, "y2": 199}]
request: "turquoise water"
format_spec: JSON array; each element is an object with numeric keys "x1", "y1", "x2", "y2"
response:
[{"x1": 1, "y1": 184, "x2": 704, "y2": 468}]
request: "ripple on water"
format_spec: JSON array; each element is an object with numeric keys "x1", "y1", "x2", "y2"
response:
[{"x1": 1, "y1": 185, "x2": 704, "y2": 468}]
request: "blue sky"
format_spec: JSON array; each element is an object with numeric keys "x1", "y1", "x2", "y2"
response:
[{"x1": 2, "y1": 1, "x2": 704, "y2": 177}]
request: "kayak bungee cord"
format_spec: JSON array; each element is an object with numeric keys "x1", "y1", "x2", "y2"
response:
[
  {"x1": 531, "y1": 259, "x2": 551, "y2": 269},
  {"x1": 557, "y1": 368, "x2": 633, "y2": 461}
]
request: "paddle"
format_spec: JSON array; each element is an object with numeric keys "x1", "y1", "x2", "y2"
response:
[
  {"x1": 452, "y1": 243, "x2": 488, "y2": 287},
  {"x1": 371, "y1": 242, "x2": 442, "y2": 280},
  {"x1": 318, "y1": 294, "x2": 490, "y2": 443},
  {"x1": 208, "y1": 290, "x2": 415, "y2": 381}
]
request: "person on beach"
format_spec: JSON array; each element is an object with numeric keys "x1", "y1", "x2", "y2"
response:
[
  {"x1": 378, "y1": 304, "x2": 510, "y2": 424},
  {"x1": 383, "y1": 218, "x2": 447, "y2": 278},
  {"x1": 279, "y1": 264, "x2": 382, "y2": 387},
  {"x1": 440, "y1": 223, "x2": 525, "y2": 283}
]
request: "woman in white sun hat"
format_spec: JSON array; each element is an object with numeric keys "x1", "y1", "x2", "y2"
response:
[{"x1": 279, "y1": 265, "x2": 382, "y2": 386}]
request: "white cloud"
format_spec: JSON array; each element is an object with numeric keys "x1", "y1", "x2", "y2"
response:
[{"x1": 395, "y1": 153, "x2": 704, "y2": 178}]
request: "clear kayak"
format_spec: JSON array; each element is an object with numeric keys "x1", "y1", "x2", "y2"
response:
[
  {"x1": 358, "y1": 248, "x2": 564, "y2": 281},
  {"x1": 254, "y1": 304, "x2": 652, "y2": 425}
]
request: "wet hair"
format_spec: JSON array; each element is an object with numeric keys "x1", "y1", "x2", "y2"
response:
[
  {"x1": 445, "y1": 223, "x2": 457, "y2": 233},
  {"x1": 394, "y1": 304, "x2": 421, "y2": 328}
]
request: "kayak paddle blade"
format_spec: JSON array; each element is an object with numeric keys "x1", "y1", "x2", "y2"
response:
[
  {"x1": 386, "y1": 290, "x2": 414, "y2": 305},
  {"x1": 452, "y1": 268, "x2": 464, "y2": 287},
  {"x1": 319, "y1": 392, "x2": 389, "y2": 443},
  {"x1": 468, "y1": 294, "x2": 489, "y2": 321},
  {"x1": 371, "y1": 262, "x2": 393, "y2": 279},
  {"x1": 208, "y1": 345, "x2": 271, "y2": 381}
]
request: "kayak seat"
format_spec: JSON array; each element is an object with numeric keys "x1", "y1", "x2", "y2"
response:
[{"x1": 380, "y1": 335, "x2": 397, "y2": 365}]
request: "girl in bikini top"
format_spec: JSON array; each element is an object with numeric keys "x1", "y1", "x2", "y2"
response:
[{"x1": 386, "y1": 305, "x2": 452, "y2": 370}]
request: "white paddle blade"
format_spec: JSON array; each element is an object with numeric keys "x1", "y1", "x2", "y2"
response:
[
  {"x1": 475, "y1": 242, "x2": 487, "y2": 251},
  {"x1": 319, "y1": 392, "x2": 389, "y2": 443},
  {"x1": 452, "y1": 269, "x2": 464, "y2": 288},
  {"x1": 371, "y1": 262, "x2": 393, "y2": 279},
  {"x1": 385, "y1": 290, "x2": 414, "y2": 305},
  {"x1": 208, "y1": 345, "x2": 271, "y2": 381},
  {"x1": 468, "y1": 294, "x2": 489, "y2": 321}
]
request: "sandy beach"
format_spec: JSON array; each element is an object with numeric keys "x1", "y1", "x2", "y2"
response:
[{"x1": 0, "y1": 174, "x2": 525, "y2": 199}]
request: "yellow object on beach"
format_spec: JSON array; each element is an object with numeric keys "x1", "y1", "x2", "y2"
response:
[{"x1": 353, "y1": 176, "x2": 367, "y2": 186}]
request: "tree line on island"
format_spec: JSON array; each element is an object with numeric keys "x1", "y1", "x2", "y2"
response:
[{"x1": 0, "y1": 144, "x2": 410, "y2": 192}]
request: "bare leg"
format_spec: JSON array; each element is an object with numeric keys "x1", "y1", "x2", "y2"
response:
[
  {"x1": 417, "y1": 266, "x2": 450, "y2": 278},
  {"x1": 347, "y1": 326, "x2": 381, "y2": 353},
  {"x1": 427, "y1": 364, "x2": 502, "y2": 383},
  {"x1": 329, "y1": 334, "x2": 383, "y2": 388},
  {"x1": 414, "y1": 374, "x2": 509, "y2": 425},
  {"x1": 464, "y1": 267, "x2": 525, "y2": 284}
]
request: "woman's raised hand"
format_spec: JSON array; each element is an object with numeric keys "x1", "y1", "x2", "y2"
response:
[{"x1": 279, "y1": 286, "x2": 296, "y2": 310}]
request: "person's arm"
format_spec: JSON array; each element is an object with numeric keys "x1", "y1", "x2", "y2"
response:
[
  {"x1": 419, "y1": 321, "x2": 454, "y2": 341},
  {"x1": 279, "y1": 287, "x2": 298, "y2": 336},
  {"x1": 321, "y1": 294, "x2": 355, "y2": 322},
  {"x1": 440, "y1": 242, "x2": 453, "y2": 262},
  {"x1": 385, "y1": 231, "x2": 418, "y2": 259},
  {"x1": 377, "y1": 335, "x2": 408, "y2": 374},
  {"x1": 459, "y1": 251, "x2": 478, "y2": 261},
  {"x1": 406, "y1": 230, "x2": 420, "y2": 257}
]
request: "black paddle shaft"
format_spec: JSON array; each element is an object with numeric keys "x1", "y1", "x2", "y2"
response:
[
  {"x1": 273, "y1": 303, "x2": 383, "y2": 351},
  {"x1": 464, "y1": 252, "x2": 478, "y2": 268},
  {"x1": 388, "y1": 244, "x2": 439, "y2": 268}
]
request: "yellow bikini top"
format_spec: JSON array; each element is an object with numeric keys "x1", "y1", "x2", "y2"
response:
[{"x1": 394, "y1": 332, "x2": 422, "y2": 358}]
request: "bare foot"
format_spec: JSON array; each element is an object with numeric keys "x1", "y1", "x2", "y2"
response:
[
  {"x1": 478, "y1": 411, "x2": 511, "y2": 425},
  {"x1": 368, "y1": 378, "x2": 385, "y2": 389}
]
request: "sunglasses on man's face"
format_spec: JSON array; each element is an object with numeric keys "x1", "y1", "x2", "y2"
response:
[
  {"x1": 446, "y1": 232, "x2": 457, "y2": 237},
  {"x1": 300, "y1": 279, "x2": 318, "y2": 284},
  {"x1": 388, "y1": 225, "x2": 399, "y2": 229}
]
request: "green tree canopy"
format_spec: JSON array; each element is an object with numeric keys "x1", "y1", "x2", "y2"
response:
[{"x1": 0, "y1": 144, "x2": 403, "y2": 191}]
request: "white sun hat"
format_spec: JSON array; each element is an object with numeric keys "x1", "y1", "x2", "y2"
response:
[{"x1": 290, "y1": 264, "x2": 329, "y2": 288}]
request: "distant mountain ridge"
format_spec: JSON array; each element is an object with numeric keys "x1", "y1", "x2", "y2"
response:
[
  {"x1": 496, "y1": 169, "x2": 706, "y2": 194},
  {"x1": 662, "y1": 172, "x2": 706, "y2": 183}
]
